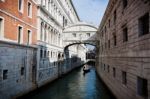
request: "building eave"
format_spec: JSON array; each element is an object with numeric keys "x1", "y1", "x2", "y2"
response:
[
  {"x1": 70, "y1": 0, "x2": 80, "y2": 21},
  {"x1": 98, "y1": 0, "x2": 117, "y2": 31}
]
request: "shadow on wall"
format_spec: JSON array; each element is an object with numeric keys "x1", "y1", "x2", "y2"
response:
[
  {"x1": 37, "y1": 46, "x2": 85, "y2": 86},
  {"x1": 0, "y1": 41, "x2": 86, "y2": 99}
]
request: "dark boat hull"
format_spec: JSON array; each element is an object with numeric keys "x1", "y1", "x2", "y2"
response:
[{"x1": 83, "y1": 69, "x2": 90, "y2": 73}]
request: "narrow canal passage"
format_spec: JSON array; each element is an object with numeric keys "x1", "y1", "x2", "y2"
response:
[{"x1": 21, "y1": 65, "x2": 115, "y2": 99}]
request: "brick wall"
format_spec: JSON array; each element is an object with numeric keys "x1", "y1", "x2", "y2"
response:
[
  {"x1": 0, "y1": 0, "x2": 37, "y2": 44},
  {"x1": 96, "y1": 0, "x2": 150, "y2": 99}
]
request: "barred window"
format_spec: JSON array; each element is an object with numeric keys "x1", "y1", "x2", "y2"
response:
[
  {"x1": 137, "y1": 77, "x2": 148, "y2": 97},
  {"x1": 139, "y1": 13, "x2": 149, "y2": 36},
  {"x1": 122, "y1": 71, "x2": 127, "y2": 85}
]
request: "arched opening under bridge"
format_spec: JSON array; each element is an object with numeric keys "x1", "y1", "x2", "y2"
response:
[
  {"x1": 64, "y1": 41, "x2": 97, "y2": 51},
  {"x1": 63, "y1": 41, "x2": 97, "y2": 71}
]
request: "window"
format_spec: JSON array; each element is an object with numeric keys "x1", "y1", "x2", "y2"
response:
[
  {"x1": 18, "y1": 26, "x2": 23, "y2": 44},
  {"x1": 27, "y1": 30, "x2": 32, "y2": 45},
  {"x1": 108, "y1": 40, "x2": 110, "y2": 48},
  {"x1": 63, "y1": 16, "x2": 65, "y2": 27},
  {"x1": 51, "y1": 51, "x2": 53, "y2": 58},
  {"x1": 44, "y1": 26, "x2": 47, "y2": 42},
  {"x1": 44, "y1": 50, "x2": 46, "y2": 58},
  {"x1": 107, "y1": 65, "x2": 110, "y2": 73},
  {"x1": 137, "y1": 77, "x2": 148, "y2": 97},
  {"x1": 54, "y1": 62, "x2": 56, "y2": 66},
  {"x1": 18, "y1": 0, "x2": 24, "y2": 13},
  {"x1": 123, "y1": 0, "x2": 128, "y2": 8},
  {"x1": 123, "y1": 27, "x2": 128, "y2": 42},
  {"x1": 87, "y1": 33, "x2": 90, "y2": 37},
  {"x1": 113, "y1": 67, "x2": 116, "y2": 77},
  {"x1": 105, "y1": 26, "x2": 107, "y2": 33},
  {"x1": 113, "y1": 33, "x2": 117, "y2": 46},
  {"x1": 3, "y1": 70, "x2": 8, "y2": 80},
  {"x1": 40, "y1": 49, "x2": 43, "y2": 58},
  {"x1": 27, "y1": 2, "x2": 32, "y2": 17},
  {"x1": 47, "y1": 51, "x2": 49, "y2": 57},
  {"x1": 122, "y1": 71, "x2": 127, "y2": 85},
  {"x1": 21, "y1": 67, "x2": 25, "y2": 76},
  {"x1": 65, "y1": 19, "x2": 67, "y2": 26},
  {"x1": 109, "y1": 19, "x2": 110, "y2": 28},
  {"x1": 40, "y1": 22, "x2": 43, "y2": 40},
  {"x1": 139, "y1": 13, "x2": 149, "y2": 36},
  {"x1": 114, "y1": 10, "x2": 117, "y2": 24},
  {"x1": 0, "y1": 18, "x2": 4, "y2": 38},
  {"x1": 72, "y1": 33, "x2": 76, "y2": 37},
  {"x1": 48, "y1": 0, "x2": 50, "y2": 11}
]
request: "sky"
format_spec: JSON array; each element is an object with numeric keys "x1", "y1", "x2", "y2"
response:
[
  {"x1": 72, "y1": 0, "x2": 109, "y2": 27},
  {"x1": 72, "y1": 0, "x2": 109, "y2": 50}
]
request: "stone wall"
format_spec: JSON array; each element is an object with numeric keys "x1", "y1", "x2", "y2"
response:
[
  {"x1": 0, "y1": 41, "x2": 37, "y2": 99},
  {"x1": 96, "y1": 0, "x2": 150, "y2": 99},
  {"x1": 0, "y1": 40, "x2": 85, "y2": 98}
]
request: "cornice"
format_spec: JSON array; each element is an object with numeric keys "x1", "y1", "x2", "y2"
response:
[
  {"x1": 57, "y1": 0, "x2": 74, "y2": 23},
  {"x1": 69, "y1": 0, "x2": 80, "y2": 21},
  {"x1": 98, "y1": 0, "x2": 118, "y2": 31},
  {"x1": 38, "y1": 5, "x2": 63, "y2": 28}
]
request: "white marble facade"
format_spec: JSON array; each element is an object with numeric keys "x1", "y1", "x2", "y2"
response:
[{"x1": 36, "y1": 0, "x2": 87, "y2": 86}]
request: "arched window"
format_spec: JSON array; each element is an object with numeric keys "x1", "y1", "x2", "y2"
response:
[
  {"x1": 86, "y1": 33, "x2": 90, "y2": 37},
  {"x1": 44, "y1": 24, "x2": 47, "y2": 42},
  {"x1": 51, "y1": 51, "x2": 53, "y2": 58},
  {"x1": 40, "y1": 48, "x2": 43, "y2": 58},
  {"x1": 51, "y1": 28, "x2": 53, "y2": 44},
  {"x1": 48, "y1": 27, "x2": 51, "y2": 43},
  {"x1": 40, "y1": 22, "x2": 44, "y2": 40}
]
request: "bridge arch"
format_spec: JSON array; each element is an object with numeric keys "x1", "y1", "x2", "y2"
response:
[
  {"x1": 64, "y1": 41, "x2": 97, "y2": 51},
  {"x1": 62, "y1": 22, "x2": 98, "y2": 72}
]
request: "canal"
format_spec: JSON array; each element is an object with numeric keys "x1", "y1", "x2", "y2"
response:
[{"x1": 20, "y1": 66, "x2": 115, "y2": 99}]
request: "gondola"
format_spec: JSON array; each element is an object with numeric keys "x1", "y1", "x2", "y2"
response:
[{"x1": 83, "y1": 64, "x2": 90, "y2": 73}]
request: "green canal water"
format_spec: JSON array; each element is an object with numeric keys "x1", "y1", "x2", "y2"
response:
[{"x1": 21, "y1": 66, "x2": 116, "y2": 99}]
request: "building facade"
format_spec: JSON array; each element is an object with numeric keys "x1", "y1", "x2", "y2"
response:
[
  {"x1": 96, "y1": 0, "x2": 150, "y2": 99},
  {"x1": 0, "y1": 0, "x2": 37, "y2": 98},
  {"x1": 63, "y1": 22, "x2": 97, "y2": 72},
  {"x1": 0, "y1": 0, "x2": 37, "y2": 45},
  {"x1": 36, "y1": 0, "x2": 87, "y2": 87},
  {"x1": 0, "y1": 0, "x2": 96, "y2": 98},
  {"x1": 36, "y1": 0, "x2": 64, "y2": 86}
]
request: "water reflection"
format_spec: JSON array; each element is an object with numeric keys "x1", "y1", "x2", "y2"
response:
[{"x1": 21, "y1": 66, "x2": 115, "y2": 99}]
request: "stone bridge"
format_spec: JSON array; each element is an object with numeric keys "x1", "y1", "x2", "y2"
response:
[
  {"x1": 63, "y1": 22, "x2": 98, "y2": 43},
  {"x1": 63, "y1": 22, "x2": 98, "y2": 51},
  {"x1": 62, "y1": 22, "x2": 98, "y2": 71}
]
